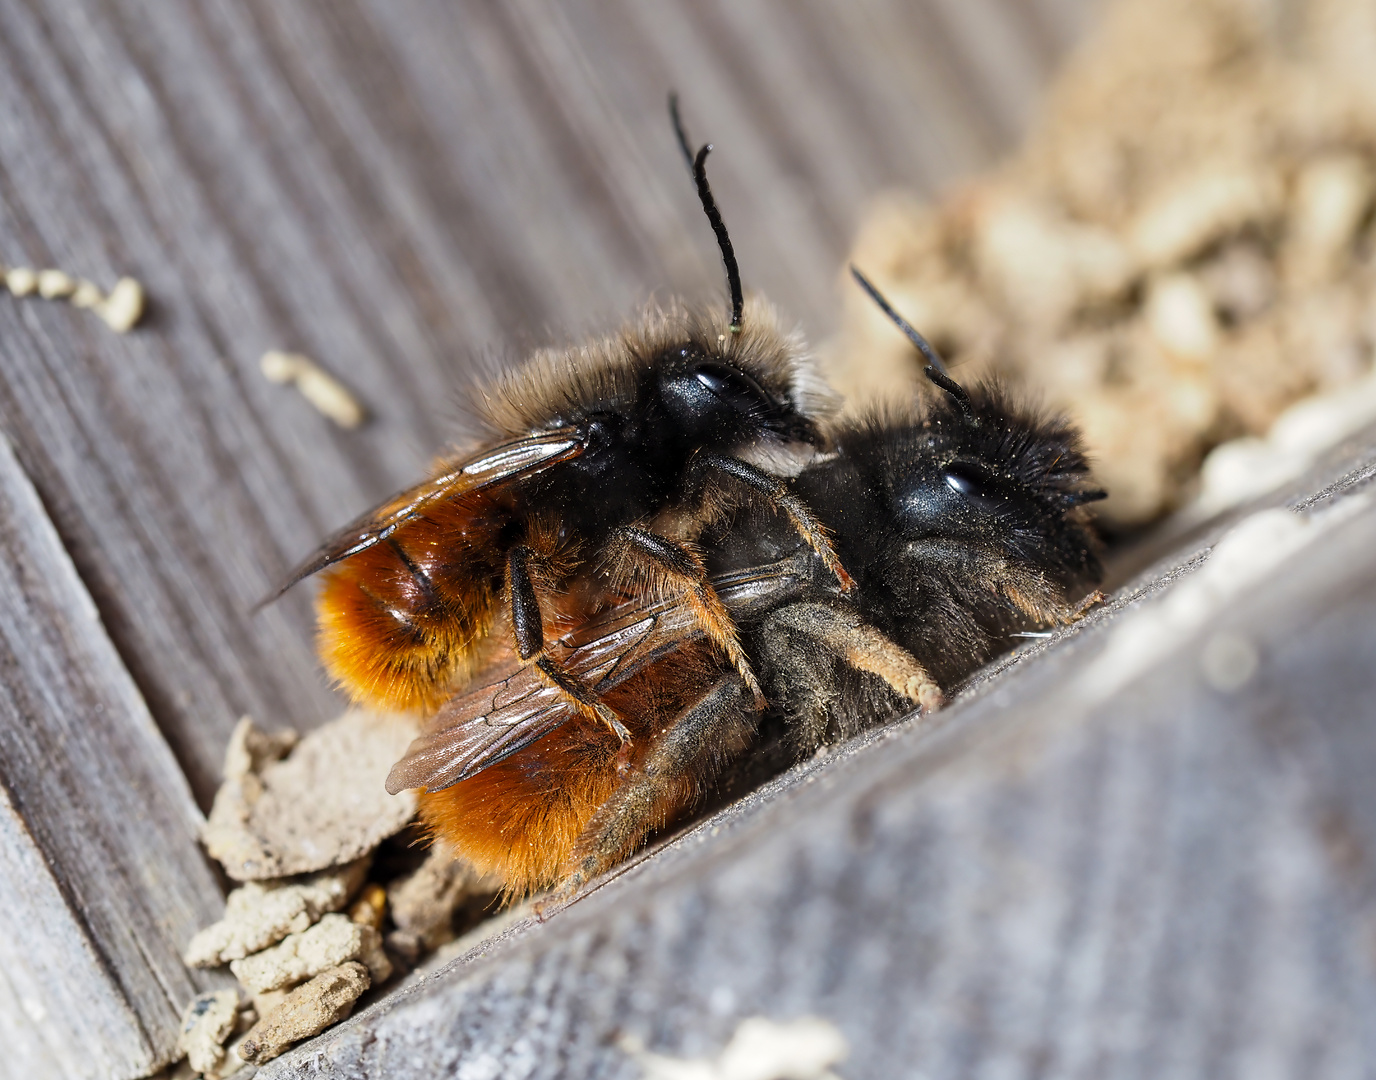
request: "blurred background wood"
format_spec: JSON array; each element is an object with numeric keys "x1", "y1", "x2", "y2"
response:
[{"x1": 0, "y1": 0, "x2": 1096, "y2": 805}]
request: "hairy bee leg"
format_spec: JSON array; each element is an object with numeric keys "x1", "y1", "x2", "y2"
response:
[
  {"x1": 693, "y1": 453, "x2": 855, "y2": 592},
  {"x1": 555, "y1": 673, "x2": 755, "y2": 899},
  {"x1": 767, "y1": 601, "x2": 944, "y2": 713},
  {"x1": 1072, "y1": 589, "x2": 1106, "y2": 619},
  {"x1": 904, "y1": 539, "x2": 1084, "y2": 627},
  {"x1": 507, "y1": 545, "x2": 631, "y2": 743},
  {"x1": 606, "y1": 526, "x2": 766, "y2": 709}
]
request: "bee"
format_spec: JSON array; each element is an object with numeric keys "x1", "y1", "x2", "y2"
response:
[
  {"x1": 387, "y1": 270, "x2": 1106, "y2": 898},
  {"x1": 275, "y1": 101, "x2": 849, "y2": 740}
]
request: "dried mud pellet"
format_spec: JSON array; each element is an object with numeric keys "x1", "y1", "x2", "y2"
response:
[
  {"x1": 260, "y1": 349, "x2": 366, "y2": 428},
  {"x1": 69, "y1": 280, "x2": 103, "y2": 308},
  {"x1": 5, "y1": 267, "x2": 37, "y2": 296},
  {"x1": 36, "y1": 269, "x2": 76, "y2": 299},
  {"x1": 97, "y1": 276, "x2": 145, "y2": 332},
  {"x1": 176, "y1": 989, "x2": 239, "y2": 1076},
  {"x1": 237, "y1": 962, "x2": 371, "y2": 1065}
]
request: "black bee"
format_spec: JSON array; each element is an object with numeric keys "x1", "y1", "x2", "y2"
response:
[
  {"x1": 274, "y1": 100, "x2": 847, "y2": 737},
  {"x1": 387, "y1": 269, "x2": 1105, "y2": 897}
]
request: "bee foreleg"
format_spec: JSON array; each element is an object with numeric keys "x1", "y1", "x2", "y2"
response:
[
  {"x1": 507, "y1": 545, "x2": 631, "y2": 743},
  {"x1": 557, "y1": 673, "x2": 755, "y2": 897},
  {"x1": 604, "y1": 526, "x2": 766, "y2": 708},
  {"x1": 766, "y1": 601, "x2": 944, "y2": 714},
  {"x1": 691, "y1": 453, "x2": 855, "y2": 592}
]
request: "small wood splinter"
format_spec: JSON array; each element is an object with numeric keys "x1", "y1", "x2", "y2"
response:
[
  {"x1": 1, "y1": 261, "x2": 145, "y2": 332},
  {"x1": 260, "y1": 350, "x2": 367, "y2": 429}
]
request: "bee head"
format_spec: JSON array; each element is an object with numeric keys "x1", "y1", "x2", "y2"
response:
[
  {"x1": 830, "y1": 269, "x2": 1105, "y2": 666},
  {"x1": 655, "y1": 337, "x2": 820, "y2": 451},
  {"x1": 882, "y1": 387, "x2": 1105, "y2": 588}
]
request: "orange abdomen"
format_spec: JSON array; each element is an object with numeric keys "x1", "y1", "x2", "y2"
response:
[
  {"x1": 316, "y1": 498, "x2": 505, "y2": 713},
  {"x1": 418, "y1": 645, "x2": 719, "y2": 895}
]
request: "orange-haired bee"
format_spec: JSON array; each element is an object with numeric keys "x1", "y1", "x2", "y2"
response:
[
  {"x1": 276, "y1": 102, "x2": 848, "y2": 736},
  {"x1": 388, "y1": 271, "x2": 1105, "y2": 898}
]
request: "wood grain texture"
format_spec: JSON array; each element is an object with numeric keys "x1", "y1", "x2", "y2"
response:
[
  {"x1": 0, "y1": 0, "x2": 1094, "y2": 802},
  {"x1": 0, "y1": 430, "x2": 228, "y2": 1080},
  {"x1": 260, "y1": 428, "x2": 1376, "y2": 1079}
]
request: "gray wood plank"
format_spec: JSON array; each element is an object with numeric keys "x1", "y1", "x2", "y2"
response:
[
  {"x1": 0, "y1": 429, "x2": 228, "y2": 1080},
  {"x1": 259, "y1": 427, "x2": 1376, "y2": 1078},
  {"x1": 0, "y1": 0, "x2": 1095, "y2": 802}
]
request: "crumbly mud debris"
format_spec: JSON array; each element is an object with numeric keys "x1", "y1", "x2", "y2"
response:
[
  {"x1": 236, "y1": 962, "x2": 372, "y2": 1066},
  {"x1": 1, "y1": 261, "x2": 144, "y2": 331},
  {"x1": 260, "y1": 350, "x2": 366, "y2": 428},
  {"x1": 229, "y1": 912, "x2": 391, "y2": 993},
  {"x1": 835, "y1": 0, "x2": 1376, "y2": 527},
  {"x1": 183, "y1": 861, "x2": 370, "y2": 968},
  {"x1": 179, "y1": 713, "x2": 495, "y2": 1074},
  {"x1": 176, "y1": 990, "x2": 240, "y2": 1077},
  {"x1": 202, "y1": 711, "x2": 419, "y2": 880}
]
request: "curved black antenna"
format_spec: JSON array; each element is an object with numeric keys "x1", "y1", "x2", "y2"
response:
[
  {"x1": 849, "y1": 265, "x2": 973, "y2": 417},
  {"x1": 669, "y1": 93, "x2": 744, "y2": 334},
  {"x1": 669, "y1": 92, "x2": 697, "y2": 175}
]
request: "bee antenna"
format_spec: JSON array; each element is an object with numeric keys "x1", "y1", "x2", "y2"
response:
[
  {"x1": 670, "y1": 93, "x2": 744, "y2": 334},
  {"x1": 849, "y1": 265, "x2": 973, "y2": 417}
]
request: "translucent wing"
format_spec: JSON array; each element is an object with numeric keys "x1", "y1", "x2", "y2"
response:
[
  {"x1": 272, "y1": 427, "x2": 586, "y2": 596},
  {"x1": 386, "y1": 553, "x2": 817, "y2": 794}
]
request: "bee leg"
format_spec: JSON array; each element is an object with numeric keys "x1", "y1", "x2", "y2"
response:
[
  {"x1": 692, "y1": 453, "x2": 855, "y2": 592},
  {"x1": 1072, "y1": 589, "x2": 1106, "y2": 619},
  {"x1": 606, "y1": 526, "x2": 765, "y2": 708},
  {"x1": 507, "y1": 545, "x2": 631, "y2": 743},
  {"x1": 556, "y1": 673, "x2": 755, "y2": 898},
  {"x1": 767, "y1": 601, "x2": 944, "y2": 714}
]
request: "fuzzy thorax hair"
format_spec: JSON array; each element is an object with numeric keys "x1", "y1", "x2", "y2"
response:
[{"x1": 465, "y1": 297, "x2": 836, "y2": 443}]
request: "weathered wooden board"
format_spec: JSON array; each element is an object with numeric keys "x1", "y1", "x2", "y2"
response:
[
  {"x1": 0, "y1": 0, "x2": 1094, "y2": 803},
  {"x1": 0, "y1": 428, "x2": 229, "y2": 1080},
  {"x1": 260, "y1": 426, "x2": 1376, "y2": 1078}
]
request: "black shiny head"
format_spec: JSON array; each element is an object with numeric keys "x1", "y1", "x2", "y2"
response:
[
  {"x1": 845, "y1": 265, "x2": 1103, "y2": 586},
  {"x1": 880, "y1": 387, "x2": 1105, "y2": 586},
  {"x1": 656, "y1": 343, "x2": 815, "y2": 449},
  {"x1": 782, "y1": 271, "x2": 1108, "y2": 682}
]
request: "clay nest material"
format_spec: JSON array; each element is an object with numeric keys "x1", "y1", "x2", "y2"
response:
[
  {"x1": 832, "y1": 0, "x2": 1376, "y2": 528},
  {"x1": 172, "y1": 715, "x2": 497, "y2": 1077}
]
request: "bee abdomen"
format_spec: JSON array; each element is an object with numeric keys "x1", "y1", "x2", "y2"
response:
[{"x1": 315, "y1": 533, "x2": 497, "y2": 713}]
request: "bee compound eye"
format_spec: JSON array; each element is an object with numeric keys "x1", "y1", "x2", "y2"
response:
[
  {"x1": 942, "y1": 462, "x2": 1000, "y2": 506},
  {"x1": 692, "y1": 362, "x2": 769, "y2": 406}
]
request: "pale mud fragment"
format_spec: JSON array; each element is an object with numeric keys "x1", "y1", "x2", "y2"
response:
[
  {"x1": 1127, "y1": 164, "x2": 1284, "y2": 269},
  {"x1": 96, "y1": 276, "x2": 146, "y2": 332},
  {"x1": 260, "y1": 349, "x2": 366, "y2": 428},
  {"x1": 386, "y1": 843, "x2": 493, "y2": 952},
  {"x1": 237, "y1": 962, "x2": 371, "y2": 1066},
  {"x1": 176, "y1": 989, "x2": 240, "y2": 1077},
  {"x1": 624, "y1": 1016, "x2": 849, "y2": 1080},
  {"x1": 1, "y1": 261, "x2": 145, "y2": 331},
  {"x1": 202, "y1": 710, "x2": 418, "y2": 880},
  {"x1": 184, "y1": 859, "x2": 368, "y2": 967},
  {"x1": 230, "y1": 912, "x2": 392, "y2": 993}
]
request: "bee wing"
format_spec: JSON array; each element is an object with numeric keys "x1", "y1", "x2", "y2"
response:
[
  {"x1": 386, "y1": 554, "x2": 818, "y2": 794},
  {"x1": 385, "y1": 597, "x2": 705, "y2": 795},
  {"x1": 271, "y1": 427, "x2": 586, "y2": 596}
]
